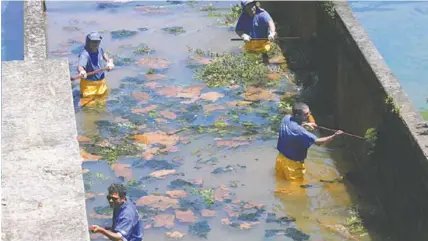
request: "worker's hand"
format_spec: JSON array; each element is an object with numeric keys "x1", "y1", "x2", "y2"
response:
[
  {"x1": 241, "y1": 34, "x2": 251, "y2": 43},
  {"x1": 268, "y1": 31, "x2": 277, "y2": 41},
  {"x1": 334, "y1": 130, "x2": 344, "y2": 136},
  {"x1": 89, "y1": 225, "x2": 102, "y2": 233},
  {"x1": 79, "y1": 70, "x2": 87, "y2": 79},
  {"x1": 106, "y1": 59, "x2": 115, "y2": 71},
  {"x1": 302, "y1": 122, "x2": 317, "y2": 131}
]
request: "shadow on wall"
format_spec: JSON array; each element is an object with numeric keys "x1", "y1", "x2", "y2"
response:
[{"x1": 262, "y1": 1, "x2": 428, "y2": 241}]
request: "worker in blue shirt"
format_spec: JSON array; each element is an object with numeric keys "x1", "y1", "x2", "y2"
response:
[
  {"x1": 276, "y1": 102, "x2": 343, "y2": 182},
  {"x1": 90, "y1": 183, "x2": 143, "y2": 241},
  {"x1": 235, "y1": 0, "x2": 277, "y2": 63},
  {"x1": 77, "y1": 32, "x2": 114, "y2": 106}
]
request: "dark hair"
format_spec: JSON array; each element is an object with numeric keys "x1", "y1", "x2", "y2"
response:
[
  {"x1": 108, "y1": 183, "x2": 127, "y2": 198},
  {"x1": 292, "y1": 102, "x2": 309, "y2": 116}
]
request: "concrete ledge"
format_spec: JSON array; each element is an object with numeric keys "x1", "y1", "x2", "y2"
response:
[
  {"x1": 334, "y1": 2, "x2": 428, "y2": 157},
  {"x1": 1, "y1": 59, "x2": 90, "y2": 241},
  {"x1": 24, "y1": 0, "x2": 48, "y2": 61}
]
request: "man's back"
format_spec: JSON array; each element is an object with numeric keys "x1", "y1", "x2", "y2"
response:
[
  {"x1": 113, "y1": 200, "x2": 144, "y2": 241},
  {"x1": 277, "y1": 115, "x2": 317, "y2": 162}
]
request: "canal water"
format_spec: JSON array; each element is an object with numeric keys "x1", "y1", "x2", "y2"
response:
[
  {"x1": 46, "y1": 1, "x2": 389, "y2": 240},
  {"x1": 349, "y1": 1, "x2": 428, "y2": 119}
]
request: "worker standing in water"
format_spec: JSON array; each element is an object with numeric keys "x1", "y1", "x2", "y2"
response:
[
  {"x1": 77, "y1": 32, "x2": 114, "y2": 105},
  {"x1": 235, "y1": 0, "x2": 277, "y2": 64},
  {"x1": 276, "y1": 102, "x2": 343, "y2": 184},
  {"x1": 89, "y1": 183, "x2": 144, "y2": 241}
]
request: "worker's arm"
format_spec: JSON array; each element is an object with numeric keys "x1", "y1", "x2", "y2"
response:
[
  {"x1": 315, "y1": 130, "x2": 343, "y2": 145},
  {"x1": 268, "y1": 19, "x2": 276, "y2": 36},
  {"x1": 77, "y1": 53, "x2": 88, "y2": 78},
  {"x1": 89, "y1": 225, "x2": 121, "y2": 241},
  {"x1": 103, "y1": 50, "x2": 115, "y2": 70}
]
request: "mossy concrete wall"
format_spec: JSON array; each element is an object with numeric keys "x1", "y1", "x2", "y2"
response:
[
  {"x1": 263, "y1": 1, "x2": 428, "y2": 240},
  {"x1": 1, "y1": 1, "x2": 90, "y2": 240}
]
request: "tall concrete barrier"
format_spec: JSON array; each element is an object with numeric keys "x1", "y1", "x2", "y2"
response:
[
  {"x1": 1, "y1": 1, "x2": 90, "y2": 240},
  {"x1": 263, "y1": 1, "x2": 428, "y2": 240}
]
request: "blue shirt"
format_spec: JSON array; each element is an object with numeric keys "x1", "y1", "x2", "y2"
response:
[
  {"x1": 235, "y1": 7, "x2": 272, "y2": 38},
  {"x1": 277, "y1": 115, "x2": 318, "y2": 162},
  {"x1": 78, "y1": 47, "x2": 105, "y2": 81},
  {"x1": 112, "y1": 200, "x2": 144, "y2": 241}
]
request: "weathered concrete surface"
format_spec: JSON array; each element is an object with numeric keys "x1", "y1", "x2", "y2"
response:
[
  {"x1": 24, "y1": 0, "x2": 48, "y2": 61},
  {"x1": 1, "y1": 0, "x2": 90, "y2": 241},
  {"x1": 1, "y1": 60, "x2": 90, "y2": 241},
  {"x1": 263, "y1": 1, "x2": 428, "y2": 240}
]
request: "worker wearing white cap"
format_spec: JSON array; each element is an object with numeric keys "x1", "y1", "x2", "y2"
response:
[
  {"x1": 77, "y1": 32, "x2": 114, "y2": 100},
  {"x1": 235, "y1": 0, "x2": 277, "y2": 63}
]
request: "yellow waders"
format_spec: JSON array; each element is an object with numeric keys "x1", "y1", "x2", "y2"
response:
[
  {"x1": 79, "y1": 78, "x2": 108, "y2": 107},
  {"x1": 244, "y1": 40, "x2": 271, "y2": 54}
]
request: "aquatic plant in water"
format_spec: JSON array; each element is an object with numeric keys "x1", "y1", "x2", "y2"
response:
[
  {"x1": 223, "y1": 3, "x2": 242, "y2": 25},
  {"x1": 189, "y1": 220, "x2": 211, "y2": 238},
  {"x1": 133, "y1": 44, "x2": 155, "y2": 55},
  {"x1": 111, "y1": 29, "x2": 138, "y2": 39},
  {"x1": 161, "y1": 26, "x2": 186, "y2": 35}
]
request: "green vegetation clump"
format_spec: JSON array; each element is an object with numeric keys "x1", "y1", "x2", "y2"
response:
[
  {"x1": 194, "y1": 43, "x2": 283, "y2": 88},
  {"x1": 111, "y1": 29, "x2": 138, "y2": 39},
  {"x1": 384, "y1": 95, "x2": 401, "y2": 114},
  {"x1": 223, "y1": 3, "x2": 242, "y2": 25},
  {"x1": 320, "y1": 1, "x2": 336, "y2": 19},
  {"x1": 133, "y1": 44, "x2": 154, "y2": 55},
  {"x1": 161, "y1": 26, "x2": 186, "y2": 35}
]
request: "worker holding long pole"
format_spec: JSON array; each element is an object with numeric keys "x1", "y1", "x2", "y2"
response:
[
  {"x1": 235, "y1": 0, "x2": 277, "y2": 64},
  {"x1": 75, "y1": 32, "x2": 114, "y2": 106}
]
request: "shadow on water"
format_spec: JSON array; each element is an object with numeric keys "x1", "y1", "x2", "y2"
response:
[{"x1": 47, "y1": 1, "x2": 393, "y2": 240}]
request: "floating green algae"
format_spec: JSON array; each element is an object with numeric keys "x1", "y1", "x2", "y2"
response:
[
  {"x1": 133, "y1": 43, "x2": 155, "y2": 55},
  {"x1": 189, "y1": 220, "x2": 211, "y2": 238},
  {"x1": 111, "y1": 29, "x2": 138, "y2": 39},
  {"x1": 161, "y1": 26, "x2": 186, "y2": 35}
]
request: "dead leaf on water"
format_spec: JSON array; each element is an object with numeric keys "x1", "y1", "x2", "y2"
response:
[
  {"x1": 59, "y1": 41, "x2": 72, "y2": 47},
  {"x1": 240, "y1": 222, "x2": 260, "y2": 230},
  {"x1": 201, "y1": 209, "x2": 216, "y2": 217},
  {"x1": 136, "y1": 195, "x2": 179, "y2": 211},
  {"x1": 137, "y1": 57, "x2": 169, "y2": 69},
  {"x1": 155, "y1": 118, "x2": 168, "y2": 124},
  {"x1": 145, "y1": 74, "x2": 167, "y2": 81},
  {"x1": 166, "y1": 190, "x2": 187, "y2": 198},
  {"x1": 269, "y1": 55, "x2": 286, "y2": 64},
  {"x1": 111, "y1": 163, "x2": 133, "y2": 181},
  {"x1": 203, "y1": 104, "x2": 225, "y2": 113},
  {"x1": 144, "y1": 82, "x2": 162, "y2": 89},
  {"x1": 177, "y1": 85, "x2": 205, "y2": 99},
  {"x1": 78, "y1": 135, "x2": 91, "y2": 143},
  {"x1": 214, "y1": 185, "x2": 231, "y2": 202},
  {"x1": 144, "y1": 224, "x2": 152, "y2": 230},
  {"x1": 221, "y1": 218, "x2": 232, "y2": 225},
  {"x1": 192, "y1": 179, "x2": 204, "y2": 186},
  {"x1": 243, "y1": 202, "x2": 265, "y2": 209},
  {"x1": 166, "y1": 231, "x2": 185, "y2": 239},
  {"x1": 242, "y1": 87, "x2": 273, "y2": 102},
  {"x1": 160, "y1": 110, "x2": 177, "y2": 120},
  {"x1": 82, "y1": 168, "x2": 89, "y2": 174},
  {"x1": 267, "y1": 72, "x2": 281, "y2": 81},
  {"x1": 188, "y1": 56, "x2": 212, "y2": 65},
  {"x1": 224, "y1": 204, "x2": 239, "y2": 217},
  {"x1": 200, "y1": 92, "x2": 224, "y2": 102},
  {"x1": 132, "y1": 105, "x2": 158, "y2": 114},
  {"x1": 150, "y1": 169, "x2": 176, "y2": 179},
  {"x1": 133, "y1": 131, "x2": 179, "y2": 146},
  {"x1": 142, "y1": 147, "x2": 160, "y2": 160},
  {"x1": 156, "y1": 86, "x2": 182, "y2": 97},
  {"x1": 216, "y1": 140, "x2": 250, "y2": 148},
  {"x1": 86, "y1": 193, "x2": 96, "y2": 199},
  {"x1": 175, "y1": 209, "x2": 196, "y2": 223},
  {"x1": 132, "y1": 91, "x2": 151, "y2": 101},
  {"x1": 153, "y1": 214, "x2": 175, "y2": 229},
  {"x1": 80, "y1": 148, "x2": 103, "y2": 162},
  {"x1": 160, "y1": 145, "x2": 180, "y2": 153}
]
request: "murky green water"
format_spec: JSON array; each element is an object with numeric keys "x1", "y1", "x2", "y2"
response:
[{"x1": 46, "y1": 1, "x2": 387, "y2": 240}]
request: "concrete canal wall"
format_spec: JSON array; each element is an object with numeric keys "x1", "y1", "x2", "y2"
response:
[
  {"x1": 1, "y1": 1, "x2": 90, "y2": 240},
  {"x1": 263, "y1": 1, "x2": 428, "y2": 240}
]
